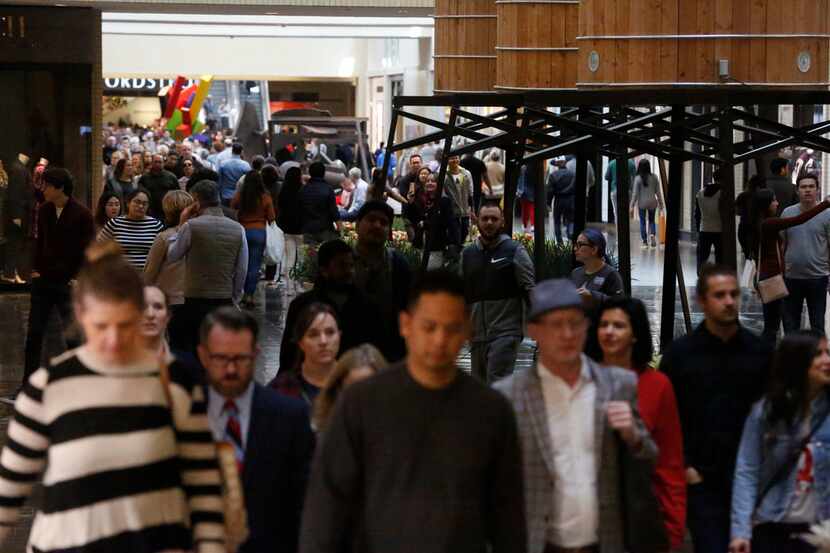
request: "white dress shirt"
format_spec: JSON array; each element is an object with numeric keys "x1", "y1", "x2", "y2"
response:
[
  {"x1": 537, "y1": 360, "x2": 599, "y2": 548},
  {"x1": 207, "y1": 382, "x2": 255, "y2": 449}
]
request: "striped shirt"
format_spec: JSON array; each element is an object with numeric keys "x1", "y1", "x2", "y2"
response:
[
  {"x1": 98, "y1": 216, "x2": 165, "y2": 270},
  {"x1": 0, "y1": 348, "x2": 226, "y2": 553}
]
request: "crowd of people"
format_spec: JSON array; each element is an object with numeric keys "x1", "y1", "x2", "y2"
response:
[{"x1": 2, "y1": 126, "x2": 830, "y2": 553}]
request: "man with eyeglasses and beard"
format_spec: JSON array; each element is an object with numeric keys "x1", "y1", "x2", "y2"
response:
[{"x1": 199, "y1": 306, "x2": 313, "y2": 553}]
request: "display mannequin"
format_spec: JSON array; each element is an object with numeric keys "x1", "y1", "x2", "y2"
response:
[
  {"x1": 3, "y1": 153, "x2": 33, "y2": 284},
  {"x1": 0, "y1": 160, "x2": 8, "y2": 248}
]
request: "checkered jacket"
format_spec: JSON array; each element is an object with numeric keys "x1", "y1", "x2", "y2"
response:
[{"x1": 495, "y1": 355, "x2": 658, "y2": 553}]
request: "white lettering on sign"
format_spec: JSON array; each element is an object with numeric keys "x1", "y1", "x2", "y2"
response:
[{"x1": 103, "y1": 78, "x2": 196, "y2": 90}]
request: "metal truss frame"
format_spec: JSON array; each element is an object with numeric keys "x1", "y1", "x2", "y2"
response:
[{"x1": 378, "y1": 88, "x2": 830, "y2": 348}]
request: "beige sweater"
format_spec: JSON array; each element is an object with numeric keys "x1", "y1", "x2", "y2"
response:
[{"x1": 144, "y1": 226, "x2": 185, "y2": 305}]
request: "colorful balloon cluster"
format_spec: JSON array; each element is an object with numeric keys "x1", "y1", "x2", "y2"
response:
[{"x1": 163, "y1": 75, "x2": 213, "y2": 139}]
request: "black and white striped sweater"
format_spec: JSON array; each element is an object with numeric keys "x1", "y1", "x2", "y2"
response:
[{"x1": 0, "y1": 348, "x2": 226, "y2": 553}]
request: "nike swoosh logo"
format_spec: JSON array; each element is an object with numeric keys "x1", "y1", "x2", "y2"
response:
[{"x1": 491, "y1": 257, "x2": 507, "y2": 263}]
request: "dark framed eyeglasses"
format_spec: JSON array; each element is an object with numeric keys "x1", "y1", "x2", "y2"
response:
[
  {"x1": 574, "y1": 240, "x2": 593, "y2": 249},
  {"x1": 207, "y1": 353, "x2": 255, "y2": 369}
]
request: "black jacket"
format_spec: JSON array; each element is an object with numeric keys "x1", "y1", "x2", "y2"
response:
[
  {"x1": 235, "y1": 384, "x2": 314, "y2": 553},
  {"x1": 660, "y1": 323, "x2": 772, "y2": 488},
  {"x1": 298, "y1": 178, "x2": 339, "y2": 235},
  {"x1": 405, "y1": 196, "x2": 460, "y2": 251},
  {"x1": 277, "y1": 184, "x2": 303, "y2": 235},
  {"x1": 35, "y1": 198, "x2": 95, "y2": 283}
]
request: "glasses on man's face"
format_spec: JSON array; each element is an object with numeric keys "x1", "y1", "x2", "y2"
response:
[
  {"x1": 207, "y1": 353, "x2": 255, "y2": 369},
  {"x1": 540, "y1": 318, "x2": 588, "y2": 334},
  {"x1": 574, "y1": 241, "x2": 593, "y2": 249}
]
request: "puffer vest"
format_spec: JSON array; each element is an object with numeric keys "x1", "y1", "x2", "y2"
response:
[{"x1": 184, "y1": 208, "x2": 244, "y2": 299}]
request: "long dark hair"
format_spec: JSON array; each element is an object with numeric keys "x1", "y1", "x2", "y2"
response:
[
  {"x1": 238, "y1": 170, "x2": 265, "y2": 215},
  {"x1": 280, "y1": 167, "x2": 303, "y2": 202},
  {"x1": 95, "y1": 190, "x2": 121, "y2": 227},
  {"x1": 636, "y1": 158, "x2": 652, "y2": 185},
  {"x1": 747, "y1": 188, "x2": 776, "y2": 257},
  {"x1": 766, "y1": 330, "x2": 825, "y2": 427},
  {"x1": 291, "y1": 302, "x2": 340, "y2": 373},
  {"x1": 114, "y1": 158, "x2": 130, "y2": 181},
  {"x1": 586, "y1": 296, "x2": 654, "y2": 369},
  {"x1": 261, "y1": 164, "x2": 280, "y2": 200}
]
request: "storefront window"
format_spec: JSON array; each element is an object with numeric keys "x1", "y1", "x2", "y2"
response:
[{"x1": 0, "y1": 65, "x2": 93, "y2": 284}]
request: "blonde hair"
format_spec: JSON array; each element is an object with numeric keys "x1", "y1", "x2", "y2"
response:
[
  {"x1": 76, "y1": 241, "x2": 144, "y2": 309},
  {"x1": 312, "y1": 344, "x2": 387, "y2": 432},
  {"x1": 162, "y1": 190, "x2": 194, "y2": 227}
]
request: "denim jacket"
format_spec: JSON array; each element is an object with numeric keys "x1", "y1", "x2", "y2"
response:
[{"x1": 731, "y1": 392, "x2": 830, "y2": 539}]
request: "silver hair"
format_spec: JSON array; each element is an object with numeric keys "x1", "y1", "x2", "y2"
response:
[{"x1": 348, "y1": 167, "x2": 362, "y2": 179}]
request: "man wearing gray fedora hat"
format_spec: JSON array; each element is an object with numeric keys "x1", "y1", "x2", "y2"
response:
[{"x1": 495, "y1": 278, "x2": 657, "y2": 553}]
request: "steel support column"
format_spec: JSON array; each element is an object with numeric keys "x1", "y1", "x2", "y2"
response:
[
  {"x1": 420, "y1": 107, "x2": 459, "y2": 271},
  {"x1": 616, "y1": 153, "x2": 632, "y2": 295},
  {"x1": 719, "y1": 110, "x2": 738, "y2": 270},
  {"x1": 503, "y1": 108, "x2": 520, "y2": 234},
  {"x1": 533, "y1": 158, "x2": 547, "y2": 279},
  {"x1": 574, "y1": 155, "x2": 588, "y2": 240},
  {"x1": 376, "y1": 108, "x2": 400, "y2": 200},
  {"x1": 660, "y1": 106, "x2": 686, "y2": 350}
]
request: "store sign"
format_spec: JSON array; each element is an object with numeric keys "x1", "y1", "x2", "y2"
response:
[{"x1": 103, "y1": 78, "x2": 196, "y2": 95}]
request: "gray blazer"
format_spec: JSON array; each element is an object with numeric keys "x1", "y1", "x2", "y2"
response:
[{"x1": 494, "y1": 355, "x2": 658, "y2": 553}]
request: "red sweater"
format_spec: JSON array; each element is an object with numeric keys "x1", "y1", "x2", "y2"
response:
[{"x1": 635, "y1": 367, "x2": 687, "y2": 550}]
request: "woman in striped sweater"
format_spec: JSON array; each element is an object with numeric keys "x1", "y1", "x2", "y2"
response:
[
  {"x1": 0, "y1": 242, "x2": 225, "y2": 553},
  {"x1": 99, "y1": 186, "x2": 165, "y2": 270}
]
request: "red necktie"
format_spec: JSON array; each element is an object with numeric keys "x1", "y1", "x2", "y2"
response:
[{"x1": 223, "y1": 399, "x2": 244, "y2": 472}]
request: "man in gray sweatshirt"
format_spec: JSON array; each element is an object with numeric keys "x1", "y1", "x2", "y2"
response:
[
  {"x1": 781, "y1": 173, "x2": 830, "y2": 334},
  {"x1": 461, "y1": 200, "x2": 535, "y2": 383}
]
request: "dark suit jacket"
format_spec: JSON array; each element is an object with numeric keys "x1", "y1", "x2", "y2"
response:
[{"x1": 238, "y1": 384, "x2": 315, "y2": 553}]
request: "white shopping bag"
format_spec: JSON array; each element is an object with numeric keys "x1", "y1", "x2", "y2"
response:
[{"x1": 264, "y1": 222, "x2": 285, "y2": 265}]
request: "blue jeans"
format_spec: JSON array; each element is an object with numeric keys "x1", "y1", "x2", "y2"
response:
[
  {"x1": 639, "y1": 208, "x2": 656, "y2": 242},
  {"x1": 244, "y1": 228, "x2": 266, "y2": 296},
  {"x1": 783, "y1": 276, "x2": 828, "y2": 334}
]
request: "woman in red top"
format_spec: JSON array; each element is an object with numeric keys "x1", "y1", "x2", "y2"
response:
[
  {"x1": 587, "y1": 296, "x2": 687, "y2": 551},
  {"x1": 747, "y1": 187, "x2": 830, "y2": 343},
  {"x1": 231, "y1": 170, "x2": 277, "y2": 308}
]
